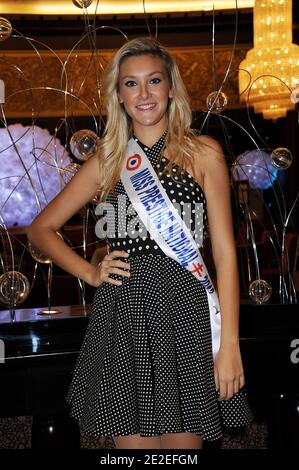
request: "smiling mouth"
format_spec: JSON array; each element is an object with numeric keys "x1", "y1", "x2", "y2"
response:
[{"x1": 136, "y1": 103, "x2": 156, "y2": 111}]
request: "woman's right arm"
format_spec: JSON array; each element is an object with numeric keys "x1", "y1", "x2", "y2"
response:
[{"x1": 27, "y1": 153, "x2": 129, "y2": 287}]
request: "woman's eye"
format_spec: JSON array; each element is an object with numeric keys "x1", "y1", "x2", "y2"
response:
[
  {"x1": 125, "y1": 80, "x2": 136, "y2": 87},
  {"x1": 150, "y1": 78, "x2": 162, "y2": 84}
]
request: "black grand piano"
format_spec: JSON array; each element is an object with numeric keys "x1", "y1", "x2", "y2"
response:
[{"x1": 0, "y1": 301, "x2": 299, "y2": 448}]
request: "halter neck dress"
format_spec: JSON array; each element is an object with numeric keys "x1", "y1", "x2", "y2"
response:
[{"x1": 66, "y1": 132, "x2": 252, "y2": 440}]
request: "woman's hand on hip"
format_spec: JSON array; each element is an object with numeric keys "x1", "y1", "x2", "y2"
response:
[{"x1": 87, "y1": 250, "x2": 130, "y2": 287}]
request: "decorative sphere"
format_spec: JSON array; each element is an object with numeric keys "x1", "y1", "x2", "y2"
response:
[
  {"x1": 0, "y1": 271, "x2": 30, "y2": 306},
  {"x1": 206, "y1": 91, "x2": 228, "y2": 113},
  {"x1": 270, "y1": 147, "x2": 293, "y2": 170},
  {"x1": 70, "y1": 130, "x2": 99, "y2": 161},
  {"x1": 0, "y1": 17, "x2": 12, "y2": 42},
  {"x1": 0, "y1": 123, "x2": 71, "y2": 228},
  {"x1": 28, "y1": 242, "x2": 52, "y2": 264},
  {"x1": 232, "y1": 150, "x2": 278, "y2": 190},
  {"x1": 72, "y1": 0, "x2": 93, "y2": 9},
  {"x1": 62, "y1": 162, "x2": 81, "y2": 184},
  {"x1": 249, "y1": 279, "x2": 272, "y2": 304}
]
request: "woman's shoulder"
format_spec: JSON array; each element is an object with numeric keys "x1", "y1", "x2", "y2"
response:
[
  {"x1": 191, "y1": 134, "x2": 224, "y2": 158},
  {"x1": 188, "y1": 134, "x2": 227, "y2": 188},
  {"x1": 80, "y1": 152, "x2": 102, "y2": 185}
]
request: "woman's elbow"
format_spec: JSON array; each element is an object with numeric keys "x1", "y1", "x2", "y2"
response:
[
  {"x1": 27, "y1": 220, "x2": 39, "y2": 244},
  {"x1": 27, "y1": 216, "x2": 46, "y2": 244}
]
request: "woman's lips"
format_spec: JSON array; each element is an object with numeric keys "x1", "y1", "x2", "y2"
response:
[{"x1": 136, "y1": 103, "x2": 156, "y2": 111}]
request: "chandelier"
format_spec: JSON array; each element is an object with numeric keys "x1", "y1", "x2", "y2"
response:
[{"x1": 239, "y1": 0, "x2": 299, "y2": 120}]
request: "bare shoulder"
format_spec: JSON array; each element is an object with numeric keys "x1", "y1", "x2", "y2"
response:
[
  {"x1": 189, "y1": 134, "x2": 227, "y2": 190},
  {"x1": 89, "y1": 151, "x2": 101, "y2": 168},
  {"x1": 192, "y1": 134, "x2": 224, "y2": 161},
  {"x1": 82, "y1": 152, "x2": 102, "y2": 183}
]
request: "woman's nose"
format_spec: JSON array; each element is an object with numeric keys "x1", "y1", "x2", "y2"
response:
[{"x1": 138, "y1": 84, "x2": 150, "y2": 99}]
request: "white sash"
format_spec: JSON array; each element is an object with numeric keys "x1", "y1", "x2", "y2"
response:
[{"x1": 121, "y1": 137, "x2": 221, "y2": 359}]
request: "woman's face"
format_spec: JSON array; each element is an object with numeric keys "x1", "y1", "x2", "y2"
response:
[{"x1": 118, "y1": 54, "x2": 173, "y2": 132}]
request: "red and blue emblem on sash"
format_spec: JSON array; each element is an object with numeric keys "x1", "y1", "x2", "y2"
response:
[{"x1": 126, "y1": 154, "x2": 142, "y2": 171}]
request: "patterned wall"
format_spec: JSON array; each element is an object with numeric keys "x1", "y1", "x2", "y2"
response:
[{"x1": 0, "y1": 45, "x2": 249, "y2": 118}]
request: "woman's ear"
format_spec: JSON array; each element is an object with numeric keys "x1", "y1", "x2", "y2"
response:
[
  {"x1": 169, "y1": 89, "x2": 173, "y2": 99},
  {"x1": 118, "y1": 94, "x2": 124, "y2": 104}
]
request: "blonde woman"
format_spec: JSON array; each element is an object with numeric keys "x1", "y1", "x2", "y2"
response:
[{"x1": 28, "y1": 37, "x2": 251, "y2": 450}]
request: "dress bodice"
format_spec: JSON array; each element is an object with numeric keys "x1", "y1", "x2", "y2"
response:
[{"x1": 99, "y1": 132, "x2": 208, "y2": 258}]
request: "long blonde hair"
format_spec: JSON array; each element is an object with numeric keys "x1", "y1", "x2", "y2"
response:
[{"x1": 97, "y1": 37, "x2": 199, "y2": 202}]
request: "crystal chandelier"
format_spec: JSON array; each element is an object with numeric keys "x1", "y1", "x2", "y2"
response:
[{"x1": 239, "y1": 0, "x2": 299, "y2": 120}]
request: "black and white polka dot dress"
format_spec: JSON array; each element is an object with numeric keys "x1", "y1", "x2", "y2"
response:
[{"x1": 66, "y1": 132, "x2": 253, "y2": 440}]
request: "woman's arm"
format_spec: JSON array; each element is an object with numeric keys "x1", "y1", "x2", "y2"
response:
[
  {"x1": 27, "y1": 154, "x2": 102, "y2": 286},
  {"x1": 194, "y1": 135, "x2": 245, "y2": 400}
]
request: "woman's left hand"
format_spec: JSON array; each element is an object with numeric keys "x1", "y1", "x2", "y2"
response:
[{"x1": 214, "y1": 343, "x2": 245, "y2": 401}]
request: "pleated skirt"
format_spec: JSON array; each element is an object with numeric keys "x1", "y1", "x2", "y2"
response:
[{"x1": 67, "y1": 253, "x2": 245, "y2": 441}]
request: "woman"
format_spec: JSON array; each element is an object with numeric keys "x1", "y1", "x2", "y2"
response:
[{"x1": 28, "y1": 37, "x2": 251, "y2": 450}]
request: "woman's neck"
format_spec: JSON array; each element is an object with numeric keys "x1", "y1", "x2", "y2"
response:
[{"x1": 133, "y1": 122, "x2": 167, "y2": 148}]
